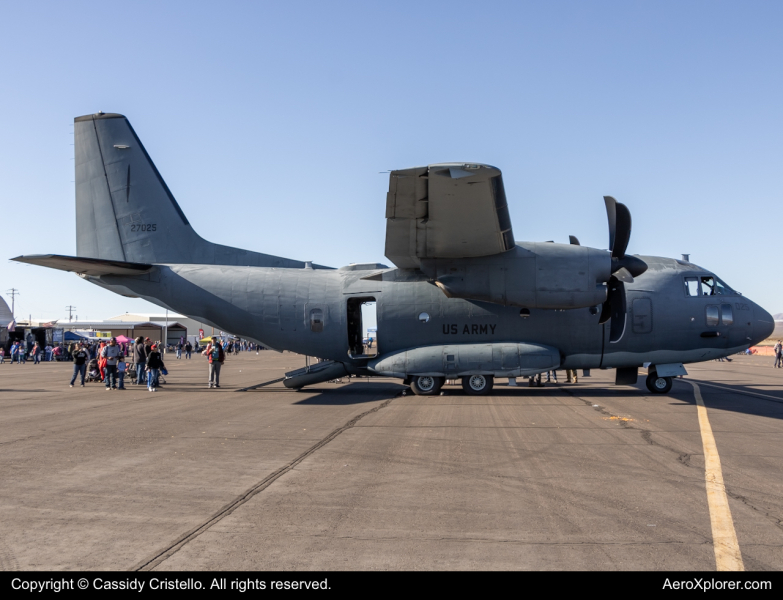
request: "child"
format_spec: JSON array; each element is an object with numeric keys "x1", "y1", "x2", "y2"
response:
[{"x1": 117, "y1": 355, "x2": 127, "y2": 389}]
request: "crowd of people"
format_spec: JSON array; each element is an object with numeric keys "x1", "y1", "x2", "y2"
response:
[
  {"x1": 53, "y1": 335, "x2": 259, "y2": 391},
  {"x1": 1, "y1": 341, "x2": 67, "y2": 363}
]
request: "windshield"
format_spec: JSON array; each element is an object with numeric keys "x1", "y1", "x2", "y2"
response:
[{"x1": 700, "y1": 275, "x2": 737, "y2": 296}]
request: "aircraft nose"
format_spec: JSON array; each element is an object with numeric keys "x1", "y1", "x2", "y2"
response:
[{"x1": 751, "y1": 303, "x2": 775, "y2": 345}]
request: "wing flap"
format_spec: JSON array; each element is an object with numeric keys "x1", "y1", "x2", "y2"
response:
[{"x1": 12, "y1": 254, "x2": 153, "y2": 276}]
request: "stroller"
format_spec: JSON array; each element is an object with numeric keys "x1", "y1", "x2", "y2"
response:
[
  {"x1": 127, "y1": 362, "x2": 166, "y2": 386},
  {"x1": 128, "y1": 362, "x2": 138, "y2": 385},
  {"x1": 86, "y1": 358, "x2": 102, "y2": 383}
]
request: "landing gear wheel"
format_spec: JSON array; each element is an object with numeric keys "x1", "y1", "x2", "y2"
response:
[
  {"x1": 646, "y1": 373, "x2": 672, "y2": 394},
  {"x1": 462, "y1": 375, "x2": 494, "y2": 395},
  {"x1": 410, "y1": 375, "x2": 444, "y2": 396}
]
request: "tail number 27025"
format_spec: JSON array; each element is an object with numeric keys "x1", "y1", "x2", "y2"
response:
[{"x1": 129, "y1": 224, "x2": 157, "y2": 232}]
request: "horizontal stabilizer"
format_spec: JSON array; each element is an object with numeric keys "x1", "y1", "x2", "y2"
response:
[{"x1": 12, "y1": 254, "x2": 153, "y2": 277}]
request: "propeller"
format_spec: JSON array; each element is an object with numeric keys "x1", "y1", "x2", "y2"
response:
[{"x1": 598, "y1": 196, "x2": 648, "y2": 343}]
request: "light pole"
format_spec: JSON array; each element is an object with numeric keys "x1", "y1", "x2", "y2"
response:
[{"x1": 6, "y1": 288, "x2": 19, "y2": 319}]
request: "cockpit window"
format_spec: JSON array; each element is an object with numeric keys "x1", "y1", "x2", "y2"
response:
[
  {"x1": 701, "y1": 275, "x2": 736, "y2": 296},
  {"x1": 684, "y1": 277, "x2": 700, "y2": 297},
  {"x1": 701, "y1": 276, "x2": 717, "y2": 295}
]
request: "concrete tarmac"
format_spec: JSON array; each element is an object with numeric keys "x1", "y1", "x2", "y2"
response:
[{"x1": 1, "y1": 352, "x2": 782, "y2": 571}]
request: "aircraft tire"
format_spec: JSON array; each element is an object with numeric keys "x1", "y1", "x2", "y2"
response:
[
  {"x1": 645, "y1": 373, "x2": 672, "y2": 394},
  {"x1": 410, "y1": 375, "x2": 444, "y2": 396},
  {"x1": 462, "y1": 375, "x2": 494, "y2": 395}
]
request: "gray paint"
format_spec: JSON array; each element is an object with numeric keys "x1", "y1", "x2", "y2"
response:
[{"x1": 12, "y1": 113, "x2": 777, "y2": 390}]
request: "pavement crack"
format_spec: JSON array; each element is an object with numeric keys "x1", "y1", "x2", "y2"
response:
[
  {"x1": 130, "y1": 392, "x2": 399, "y2": 571},
  {"x1": 725, "y1": 489, "x2": 783, "y2": 533}
]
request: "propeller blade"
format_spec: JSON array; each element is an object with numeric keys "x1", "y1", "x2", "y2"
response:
[
  {"x1": 613, "y1": 202, "x2": 632, "y2": 258},
  {"x1": 598, "y1": 299, "x2": 612, "y2": 324},
  {"x1": 615, "y1": 254, "x2": 647, "y2": 278},
  {"x1": 609, "y1": 279, "x2": 627, "y2": 343},
  {"x1": 613, "y1": 267, "x2": 634, "y2": 283},
  {"x1": 604, "y1": 196, "x2": 617, "y2": 252},
  {"x1": 569, "y1": 235, "x2": 580, "y2": 246}
]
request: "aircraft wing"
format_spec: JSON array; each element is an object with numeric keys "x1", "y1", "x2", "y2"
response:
[
  {"x1": 384, "y1": 163, "x2": 515, "y2": 269},
  {"x1": 12, "y1": 254, "x2": 153, "y2": 276}
]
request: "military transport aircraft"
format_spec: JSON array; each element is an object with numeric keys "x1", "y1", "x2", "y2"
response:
[{"x1": 13, "y1": 113, "x2": 775, "y2": 395}]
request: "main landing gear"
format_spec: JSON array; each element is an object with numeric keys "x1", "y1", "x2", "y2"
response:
[
  {"x1": 645, "y1": 372, "x2": 673, "y2": 394},
  {"x1": 410, "y1": 375, "x2": 444, "y2": 396},
  {"x1": 462, "y1": 375, "x2": 494, "y2": 396},
  {"x1": 408, "y1": 374, "x2": 495, "y2": 396}
]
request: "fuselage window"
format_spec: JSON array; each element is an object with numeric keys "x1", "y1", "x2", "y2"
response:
[
  {"x1": 310, "y1": 308, "x2": 324, "y2": 333},
  {"x1": 701, "y1": 277, "x2": 717, "y2": 296},
  {"x1": 721, "y1": 304, "x2": 733, "y2": 326},
  {"x1": 684, "y1": 277, "x2": 700, "y2": 297},
  {"x1": 706, "y1": 304, "x2": 720, "y2": 327}
]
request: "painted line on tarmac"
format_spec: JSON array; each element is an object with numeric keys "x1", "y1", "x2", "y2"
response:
[
  {"x1": 688, "y1": 381, "x2": 744, "y2": 571},
  {"x1": 235, "y1": 377, "x2": 285, "y2": 392},
  {"x1": 685, "y1": 380, "x2": 783, "y2": 404},
  {"x1": 131, "y1": 392, "x2": 398, "y2": 571}
]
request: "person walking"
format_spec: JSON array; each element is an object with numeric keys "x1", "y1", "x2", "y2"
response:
[
  {"x1": 146, "y1": 344, "x2": 164, "y2": 392},
  {"x1": 774, "y1": 340, "x2": 783, "y2": 368},
  {"x1": 70, "y1": 343, "x2": 89, "y2": 387},
  {"x1": 566, "y1": 369, "x2": 578, "y2": 383},
  {"x1": 101, "y1": 338, "x2": 122, "y2": 390},
  {"x1": 176, "y1": 342, "x2": 182, "y2": 359},
  {"x1": 203, "y1": 339, "x2": 225, "y2": 388},
  {"x1": 184, "y1": 341, "x2": 192, "y2": 359},
  {"x1": 133, "y1": 337, "x2": 147, "y2": 385},
  {"x1": 32, "y1": 342, "x2": 41, "y2": 364}
]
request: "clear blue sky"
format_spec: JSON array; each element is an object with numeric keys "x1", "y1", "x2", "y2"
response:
[{"x1": 1, "y1": 0, "x2": 781, "y2": 321}]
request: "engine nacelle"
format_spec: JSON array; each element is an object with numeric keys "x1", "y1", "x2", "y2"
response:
[{"x1": 420, "y1": 242, "x2": 611, "y2": 309}]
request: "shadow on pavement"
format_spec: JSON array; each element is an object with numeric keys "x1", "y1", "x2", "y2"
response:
[{"x1": 292, "y1": 382, "x2": 406, "y2": 405}]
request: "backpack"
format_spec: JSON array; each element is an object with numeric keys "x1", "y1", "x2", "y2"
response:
[{"x1": 211, "y1": 345, "x2": 222, "y2": 362}]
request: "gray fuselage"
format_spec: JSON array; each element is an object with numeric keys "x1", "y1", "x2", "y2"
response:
[{"x1": 91, "y1": 252, "x2": 774, "y2": 377}]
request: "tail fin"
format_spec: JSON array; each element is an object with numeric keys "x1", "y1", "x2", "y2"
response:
[{"x1": 75, "y1": 112, "x2": 318, "y2": 268}]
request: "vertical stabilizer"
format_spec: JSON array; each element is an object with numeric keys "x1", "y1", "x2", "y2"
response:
[{"x1": 74, "y1": 112, "x2": 317, "y2": 268}]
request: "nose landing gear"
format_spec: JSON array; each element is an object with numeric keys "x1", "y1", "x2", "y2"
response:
[{"x1": 645, "y1": 372, "x2": 672, "y2": 394}]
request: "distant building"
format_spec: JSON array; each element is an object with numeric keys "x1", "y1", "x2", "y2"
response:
[
  {"x1": 108, "y1": 313, "x2": 209, "y2": 342},
  {"x1": 60, "y1": 320, "x2": 187, "y2": 346}
]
